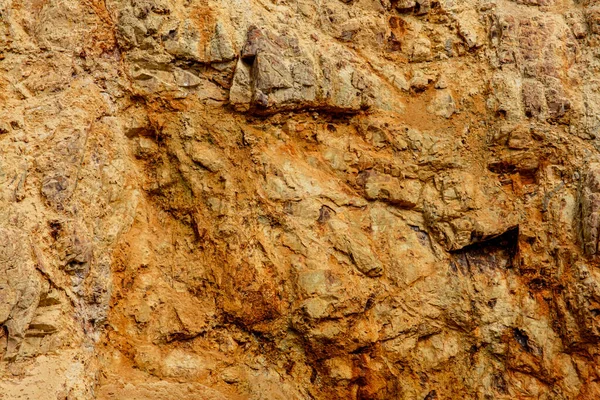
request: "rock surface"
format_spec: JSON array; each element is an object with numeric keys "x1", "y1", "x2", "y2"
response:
[{"x1": 1, "y1": 0, "x2": 600, "y2": 398}]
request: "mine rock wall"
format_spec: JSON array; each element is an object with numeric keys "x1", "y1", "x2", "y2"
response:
[{"x1": 1, "y1": 0, "x2": 600, "y2": 399}]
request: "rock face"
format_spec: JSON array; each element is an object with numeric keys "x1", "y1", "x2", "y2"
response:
[{"x1": 2, "y1": 0, "x2": 600, "y2": 398}]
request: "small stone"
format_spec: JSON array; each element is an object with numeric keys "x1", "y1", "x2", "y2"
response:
[
  {"x1": 394, "y1": 0, "x2": 416, "y2": 12},
  {"x1": 522, "y1": 80, "x2": 546, "y2": 119},
  {"x1": 411, "y1": 37, "x2": 431, "y2": 63},
  {"x1": 435, "y1": 74, "x2": 448, "y2": 89},
  {"x1": 0, "y1": 121, "x2": 10, "y2": 134},
  {"x1": 26, "y1": 308, "x2": 60, "y2": 337},
  {"x1": 221, "y1": 366, "x2": 242, "y2": 384},
  {"x1": 545, "y1": 79, "x2": 571, "y2": 120},
  {"x1": 186, "y1": 142, "x2": 226, "y2": 172},
  {"x1": 329, "y1": 219, "x2": 384, "y2": 277},
  {"x1": 135, "y1": 137, "x2": 158, "y2": 158},
  {"x1": 302, "y1": 297, "x2": 330, "y2": 319},
  {"x1": 173, "y1": 69, "x2": 203, "y2": 88},
  {"x1": 207, "y1": 22, "x2": 235, "y2": 62},
  {"x1": 507, "y1": 128, "x2": 531, "y2": 150},
  {"x1": 587, "y1": 6, "x2": 600, "y2": 34},
  {"x1": 364, "y1": 172, "x2": 421, "y2": 208},
  {"x1": 410, "y1": 71, "x2": 429, "y2": 91},
  {"x1": 427, "y1": 90, "x2": 456, "y2": 118},
  {"x1": 230, "y1": 59, "x2": 252, "y2": 110},
  {"x1": 325, "y1": 357, "x2": 354, "y2": 381},
  {"x1": 457, "y1": 10, "x2": 482, "y2": 48}
]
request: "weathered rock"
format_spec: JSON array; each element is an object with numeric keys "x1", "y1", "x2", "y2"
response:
[
  {"x1": 228, "y1": 26, "x2": 376, "y2": 113},
  {"x1": 580, "y1": 163, "x2": 600, "y2": 256},
  {"x1": 586, "y1": 6, "x2": 600, "y2": 35},
  {"x1": 0, "y1": 228, "x2": 42, "y2": 360},
  {"x1": 3, "y1": 0, "x2": 600, "y2": 399},
  {"x1": 362, "y1": 171, "x2": 422, "y2": 208},
  {"x1": 427, "y1": 90, "x2": 456, "y2": 118},
  {"x1": 411, "y1": 37, "x2": 431, "y2": 62},
  {"x1": 522, "y1": 79, "x2": 547, "y2": 119},
  {"x1": 410, "y1": 70, "x2": 430, "y2": 91},
  {"x1": 329, "y1": 219, "x2": 384, "y2": 277}
]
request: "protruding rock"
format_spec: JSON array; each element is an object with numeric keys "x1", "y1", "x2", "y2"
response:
[
  {"x1": 411, "y1": 37, "x2": 431, "y2": 62},
  {"x1": 362, "y1": 171, "x2": 422, "y2": 208},
  {"x1": 580, "y1": 163, "x2": 600, "y2": 256},
  {"x1": 0, "y1": 228, "x2": 42, "y2": 360},
  {"x1": 427, "y1": 90, "x2": 456, "y2": 118},
  {"x1": 229, "y1": 26, "x2": 371, "y2": 114},
  {"x1": 329, "y1": 219, "x2": 384, "y2": 277}
]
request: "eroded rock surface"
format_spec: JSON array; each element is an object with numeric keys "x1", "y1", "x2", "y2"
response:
[{"x1": 2, "y1": 0, "x2": 600, "y2": 398}]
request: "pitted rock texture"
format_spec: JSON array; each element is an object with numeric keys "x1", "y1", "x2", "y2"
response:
[{"x1": 2, "y1": 0, "x2": 600, "y2": 399}]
